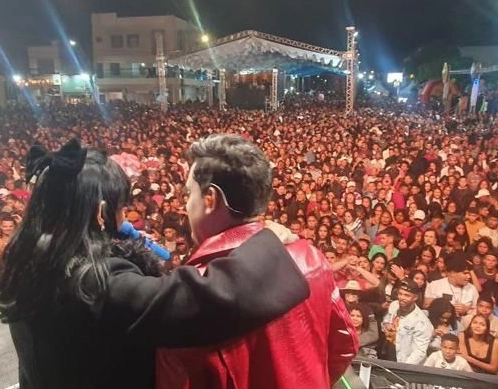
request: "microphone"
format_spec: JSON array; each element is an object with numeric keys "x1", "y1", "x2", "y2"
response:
[{"x1": 119, "y1": 221, "x2": 171, "y2": 261}]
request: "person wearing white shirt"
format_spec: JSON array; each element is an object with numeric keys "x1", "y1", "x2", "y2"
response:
[
  {"x1": 424, "y1": 253, "x2": 479, "y2": 318},
  {"x1": 440, "y1": 155, "x2": 464, "y2": 177},
  {"x1": 424, "y1": 333, "x2": 473, "y2": 372}
]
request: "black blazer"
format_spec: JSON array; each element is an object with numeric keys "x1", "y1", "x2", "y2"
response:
[{"x1": 9, "y1": 229, "x2": 309, "y2": 389}]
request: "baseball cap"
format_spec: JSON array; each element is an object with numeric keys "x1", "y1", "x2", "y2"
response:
[
  {"x1": 0, "y1": 188, "x2": 9, "y2": 196},
  {"x1": 342, "y1": 280, "x2": 362, "y2": 292},
  {"x1": 293, "y1": 172, "x2": 303, "y2": 180},
  {"x1": 132, "y1": 188, "x2": 142, "y2": 196},
  {"x1": 413, "y1": 210, "x2": 426, "y2": 221},
  {"x1": 339, "y1": 176, "x2": 349, "y2": 182},
  {"x1": 347, "y1": 181, "x2": 356, "y2": 188},
  {"x1": 150, "y1": 183, "x2": 160, "y2": 191},
  {"x1": 358, "y1": 234, "x2": 371, "y2": 243},
  {"x1": 399, "y1": 279, "x2": 420, "y2": 295},
  {"x1": 476, "y1": 189, "x2": 491, "y2": 198}
]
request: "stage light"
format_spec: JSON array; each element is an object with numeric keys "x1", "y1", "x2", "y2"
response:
[
  {"x1": 69, "y1": 40, "x2": 77, "y2": 46},
  {"x1": 12, "y1": 75, "x2": 22, "y2": 83},
  {"x1": 80, "y1": 73, "x2": 90, "y2": 81},
  {"x1": 358, "y1": 73, "x2": 364, "y2": 80},
  {"x1": 201, "y1": 34, "x2": 209, "y2": 43}
]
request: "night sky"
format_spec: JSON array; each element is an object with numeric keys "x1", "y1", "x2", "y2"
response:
[{"x1": 1, "y1": 0, "x2": 497, "y2": 73}]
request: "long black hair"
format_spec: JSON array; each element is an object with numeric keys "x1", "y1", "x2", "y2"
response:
[
  {"x1": 427, "y1": 298, "x2": 457, "y2": 330},
  {"x1": 0, "y1": 143, "x2": 131, "y2": 321}
]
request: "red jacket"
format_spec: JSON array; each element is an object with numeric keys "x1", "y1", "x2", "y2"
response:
[{"x1": 156, "y1": 222, "x2": 358, "y2": 389}]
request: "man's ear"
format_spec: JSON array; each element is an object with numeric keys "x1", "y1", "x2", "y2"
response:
[
  {"x1": 96, "y1": 201, "x2": 106, "y2": 229},
  {"x1": 203, "y1": 186, "x2": 218, "y2": 214}
]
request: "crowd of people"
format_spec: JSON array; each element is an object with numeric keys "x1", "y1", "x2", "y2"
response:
[{"x1": 1, "y1": 98, "x2": 498, "y2": 375}]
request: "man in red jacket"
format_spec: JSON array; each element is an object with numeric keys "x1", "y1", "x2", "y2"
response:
[{"x1": 156, "y1": 134, "x2": 358, "y2": 389}]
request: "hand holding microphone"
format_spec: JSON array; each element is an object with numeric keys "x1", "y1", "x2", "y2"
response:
[{"x1": 119, "y1": 221, "x2": 171, "y2": 261}]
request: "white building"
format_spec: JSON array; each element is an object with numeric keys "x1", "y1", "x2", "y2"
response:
[
  {"x1": 91, "y1": 12, "x2": 207, "y2": 103},
  {"x1": 27, "y1": 40, "x2": 62, "y2": 76}
]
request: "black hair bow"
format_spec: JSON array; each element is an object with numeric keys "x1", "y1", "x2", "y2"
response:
[{"x1": 25, "y1": 138, "x2": 87, "y2": 184}]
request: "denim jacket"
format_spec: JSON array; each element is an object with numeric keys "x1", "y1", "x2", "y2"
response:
[{"x1": 383, "y1": 300, "x2": 434, "y2": 365}]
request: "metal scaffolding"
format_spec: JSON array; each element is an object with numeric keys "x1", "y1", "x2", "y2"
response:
[
  {"x1": 271, "y1": 68, "x2": 278, "y2": 110},
  {"x1": 345, "y1": 26, "x2": 357, "y2": 115},
  {"x1": 219, "y1": 69, "x2": 226, "y2": 110},
  {"x1": 155, "y1": 32, "x2": 167, "y2": 112},
  {"x1": 197, "y1": 30, "x2": 345, "y2": 58}
]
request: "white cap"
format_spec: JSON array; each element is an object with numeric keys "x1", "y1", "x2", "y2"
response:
[
  {"x1": 0, "y1": 188, "x2": 9, "y2": 196},
  {"x1": 347, "y1": 181, "x2": 356, "y2": 188},
  {"x1": 150, "y1": 183, "x2": 160, "y2": 191},
  {"x1": 343, "y1": 280, "x2": 362, "y2": 291},
  {"x1": 132, "y1": 188, "x2": 142, "y2": 196},
  {"x1": 413, "y1": 210, "x2": 426, "y2": 221},
  {"x1": 476, "y1": 189, "x2": 491, "y2": 198}
]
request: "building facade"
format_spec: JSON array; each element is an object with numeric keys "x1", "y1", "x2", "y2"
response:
[{"x1": 92, "y1": 12, "x2": 207, "y2": 104}]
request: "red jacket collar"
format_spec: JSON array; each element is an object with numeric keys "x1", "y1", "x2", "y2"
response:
[{"x1": 187, "y1": 222, "x2": 264, "y2": 267}]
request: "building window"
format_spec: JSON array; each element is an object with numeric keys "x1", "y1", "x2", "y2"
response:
[
  {"x1": 96, "y1": 63, "x2": 104, "y2": 78},
  {"x1": 127, "y1": 34, "x2": 139, "y2": 48},
  {"x1": 110, "y1": 35, "x2": 124, "y2": 48},
  {"x1": 110, "y1": 63, "x2": 121, "y2": 76}
]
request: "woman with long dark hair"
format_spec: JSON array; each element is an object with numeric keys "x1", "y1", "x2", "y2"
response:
[
  {"x1": 459, "y1": 314, "x2": 498, "y2": 374},
  {"x1": 427, "y1": 298, "x2": 458, "y2": 353},
  {"x1": 0, "y1": 139, "x2": 308, "y2": 389}
]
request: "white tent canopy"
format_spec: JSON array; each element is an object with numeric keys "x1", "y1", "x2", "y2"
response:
[{"x1": 168, "y1": 30, "x2": 346, "y2": 74}]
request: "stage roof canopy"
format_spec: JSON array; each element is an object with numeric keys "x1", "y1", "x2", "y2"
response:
[{"x1": 168, "y1": 30, "x2": 346, "y2": 76}]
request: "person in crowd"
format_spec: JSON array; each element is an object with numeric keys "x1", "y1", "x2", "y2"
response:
[
  {"x1": 0, "y1": 139, "x2": 310, "y2": 389},
  {"x1": 466, "y1": 207, "x2": 485, "y2": 242},
  {"x1": 416, "y1": 245, "x2": 437, "y2": 272},
  {"x1": 471, "y1": 251, "x2": 498, "y2": 293},
  {"x1": 156, "y1": 135, "x2": 358, "y2": 389},
  {"x1": 475, "y1": 208, "x2": 498, "y2": 247},
  {"x1": 424, "y1": 253, "x2": 479, "y2": 318},
  {"x1": 423, "y1": 228, "x2": 442, "y2": 258},
  {"x1": 408, "y1": 269, "x2": 427, "y2": 308},
  {"x1": 427, "y1": 298, "x2": 458, "y2": 353},
  {"x1": 348, "y1": 303, "x2": 379, "y2": 358},
  {"x1": 460, "y1": 295, "x2": 498, "y2": 338},
  {"x1": 424, "y1": 334, "x2": 473, "y2": 372},
  {"x1": 458, "y1": 314, "x2": 498, "y2": 374},
  {"x1": 381, "y1": 280, "x2": 433, "y2": 364},
  {"x1": 0, "y1": 214, "x2": 16, "y2": 255},
  {"x1": 369, "y1": 226, "x2": 400, "y2": 261}
]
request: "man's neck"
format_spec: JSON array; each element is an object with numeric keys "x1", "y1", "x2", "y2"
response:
[
  {"x1": 398, "y1": 303, "x2": 416, "y2": 317},
  {"x1": 447, "y1": 276, "x2": 461, "y2": 288},
  {"x1": 444, "y1": 356, "x2": 456, "y2": 364}
]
